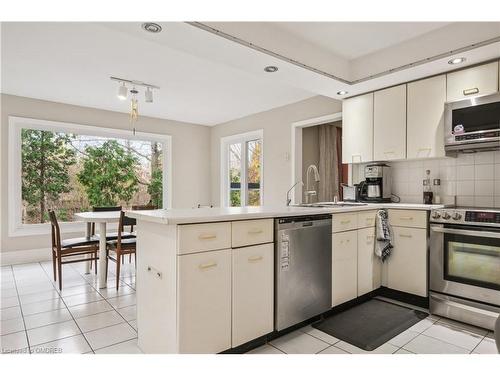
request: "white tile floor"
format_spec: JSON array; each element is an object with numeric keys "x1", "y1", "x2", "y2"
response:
[
  {"x1": 1, "y1": 261, "x2": 139, "y2": 354},
  {"x1": 1, "y1": 261, "x2": 498, "y2": 355}
]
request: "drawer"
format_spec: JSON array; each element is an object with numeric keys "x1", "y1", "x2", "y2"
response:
[
  {"x1": 388, "y1": 209, "x2": 427, "y2": 229},
  {"x1": 178, "y1": 222, "x2": 231, "y2": 255},
  {"x1": 232, "y1": 219, "x2": 273, "y2": 248},
  {"x1": 332, "y1": 212, "x2": 358, "y2": 233},
  {"x1": 357, "y1": 210, "x2": 377, "y2": 229}
]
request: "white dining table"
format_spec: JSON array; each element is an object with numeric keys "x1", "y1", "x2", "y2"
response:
[{"x1": 74, "y1": 211, "x2": 121, "y2": 289}]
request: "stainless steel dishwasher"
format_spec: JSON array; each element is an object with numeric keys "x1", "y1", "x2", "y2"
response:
[{"x1": 275, "y1": 214, "x2": 332, "y2": 331}]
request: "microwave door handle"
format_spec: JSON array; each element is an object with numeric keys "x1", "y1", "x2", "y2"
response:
[{"x1": 431, "y1": 226, "x2": 500, "y2": 239}]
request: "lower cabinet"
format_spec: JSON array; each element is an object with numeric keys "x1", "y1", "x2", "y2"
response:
[
  {"x1": 387, "y1": 226, "x2": 427, "y2": 297},
  {"x1": 332, "y1": 230, "x2": 358, "y2": 306},
  {"x1": 232, "y1": 243, "x2": 274, "y2": 347},
  {"x1": 357, "y1": 227, "x2": 380, "y2": 296},
  {"x1": 177, "y1": 249, "x2": 232, "y2": 353}
]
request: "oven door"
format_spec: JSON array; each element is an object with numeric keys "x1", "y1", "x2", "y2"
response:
[{"x1": 430, "y1": 224, "x2": 500, "y2": 306}]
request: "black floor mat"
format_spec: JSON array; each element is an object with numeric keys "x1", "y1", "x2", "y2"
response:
[{"x1": 312, "y1": 299, "x2": 428, "y2": 351}]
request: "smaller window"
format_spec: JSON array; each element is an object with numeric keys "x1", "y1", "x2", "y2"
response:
[{"x1": 221, "y1": 130, "x2": 263, "y2": 207}]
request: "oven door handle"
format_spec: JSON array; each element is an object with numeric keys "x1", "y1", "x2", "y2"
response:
[{"x1": 431, "y1": 226, "x2": 500, "y2": 239}]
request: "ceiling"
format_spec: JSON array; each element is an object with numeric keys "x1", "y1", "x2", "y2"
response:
[
  {"x1": 269, "y1": 22, "x2": 450, "y2": 60},
  {"x1": 1, "y1": 22, "x2": 500, "y2": 126}
]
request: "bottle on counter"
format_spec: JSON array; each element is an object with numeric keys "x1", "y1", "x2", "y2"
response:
[
  {"x1": 433, "y1": 179, "x2": 441, "y2": 204},
  {"x1": 423, "y1": 170, "x2": 433, "y2": 204}
]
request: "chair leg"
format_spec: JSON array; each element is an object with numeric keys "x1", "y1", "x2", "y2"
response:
[
  {"x1": 94, "y1": 250, "x2": 98, "y2": 275},
  {"x1": 57, "y1": 257, "x2": 63, "y2": 291},
  {"x1": 105, "y1": 253, "x2": 109, "y2": 281},
  {"x1": 52, "y1": 251, "x2": 57, "y2": 282},
  {"x1": 116, "y1": 252, "x2": 121, "y2": 291}
]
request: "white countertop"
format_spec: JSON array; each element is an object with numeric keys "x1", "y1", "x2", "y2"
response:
[{"x1": 125, "y1": 203, "x2": 444, "y2": 225}]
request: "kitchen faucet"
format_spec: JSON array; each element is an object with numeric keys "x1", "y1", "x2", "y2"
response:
[
  {"x1": 304, "y1": 164, "x2": 320, "y2": 203},
  {"x1": 286, "y1": 181, "x2": 304, "y2": 206}
]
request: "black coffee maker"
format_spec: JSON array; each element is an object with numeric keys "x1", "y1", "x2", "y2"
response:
[{"x1": 356, "y1": 164, "x2": 392, "y2": 203}]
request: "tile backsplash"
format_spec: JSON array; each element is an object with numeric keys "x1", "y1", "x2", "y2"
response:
[{"x1": 354, "y1": 151, "x2": 500, "y2": 207}]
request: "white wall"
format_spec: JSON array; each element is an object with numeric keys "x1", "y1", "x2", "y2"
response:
[
  {"x1": 210, "y1": 96, "x2": 342, "y2": 206},
  {"x1": 0, "y1": 94, "x2": 212, "y2": 255},
  {"x1": 353, "y1": 151, "x2": 500, "y2": 207}
]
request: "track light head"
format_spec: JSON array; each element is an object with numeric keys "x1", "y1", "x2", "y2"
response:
[{"x1": 117, "y1": 83, "x2": 128, "y2": 100}]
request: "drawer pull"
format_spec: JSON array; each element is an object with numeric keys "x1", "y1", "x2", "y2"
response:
[
  {"x1": 383, "y1": 151, "x2": 395, "y2": 154},
  {"x1": 248, "y1": 229, "x2": 264, "y2": 235},
  {"x1": 199, "y1": 262, "x2": 217, "y2": 270},
  {"x1": 463, "y1": 87, "x2": 479, "y2": 96},
  {"x1": 198, "y1": 234, "x2": 217, "y2": 240},
  {"x1": 340, "y1": 220, "x2": 351, "y2": 225},
  {"x1": 399, "y1": 217, "x2": 414, "y2": 220},
  {"x1": 399, "y1": 233, "x2": 413, "y2": 238},
  {"x1": 340, "y1": 239, "x2": 351, "y2": 244},
  {"x1": 248, "y1": 255, "x2": 263, "y2": 262}
]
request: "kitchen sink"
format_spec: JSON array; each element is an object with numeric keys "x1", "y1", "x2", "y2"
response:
[{"x1": 294, "y1": 202, "x2": 368, "y2": 208}]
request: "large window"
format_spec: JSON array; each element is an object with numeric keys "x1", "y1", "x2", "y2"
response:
[
  {"x1": 221, "y1": 130, "x2": 263, "y2": 207},
  {"x1": 9, "y1": 117, "x2": 171, "y2": 236}
]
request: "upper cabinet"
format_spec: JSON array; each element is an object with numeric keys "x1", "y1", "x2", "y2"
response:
[
  {"x1": 446, "y1": 61, "x2": 499, "y2": 102},
  {"x1": 342, "y1": 93, "x2": 374, "y2": 164},
  {"x1": 373, "y1": 85, "x2": 407, "y2": 161},
  {"x1": 407, "y1": 75, "x2": 446, "y2": 159}
]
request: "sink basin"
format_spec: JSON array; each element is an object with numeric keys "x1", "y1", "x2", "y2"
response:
[{"x1": 294, "y1": 202, "x2": 368, "y2": 208}]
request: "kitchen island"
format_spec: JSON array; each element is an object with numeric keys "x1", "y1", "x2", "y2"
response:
[{"x1": 127, "y1": 203, "x2": 443, "y2": 354}]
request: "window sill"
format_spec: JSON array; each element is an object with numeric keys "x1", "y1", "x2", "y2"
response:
[{"x1": 8, "y1": 221, "x2": 86, "y2": 237}]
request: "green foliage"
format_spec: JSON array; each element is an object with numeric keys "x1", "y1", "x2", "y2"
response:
[
  {"x1": 21, "y1": 129, "x2": 76, "y2": 223},
  {"x1": 77, "y1": 140, "x2": 139, "y2": 206},
  {"x1": 147, "y1": 169, "x2": 163, "y2": 208}
]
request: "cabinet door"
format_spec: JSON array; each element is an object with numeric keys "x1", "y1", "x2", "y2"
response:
[
  {"x1": 178, "y1": 249, "x2": 231, "y2": 353},
  {"x1": 232, "y1": 244, "x2": 274, "y2": 347},
  {"x1": 342, "y1": 93, "x2": 374, "y2": 164},
  {"x1": 387, "y1": 227, "x2": 427, "y2": 297},
  {"x1": 332, "y1": 230, "x2": 358, "y2": 306},
  {"x1": 374, "y1": 85, "x2": 407, "y2": 161},
  {"x1": 407, "y1": 75, "x2": 446, "y2": 159},
  {"x1": 357, "y1": 227, "x2": 378, "y2": 296},
  {"x1": 447, "y1": 61, "x2": 499, "y2": 102}
]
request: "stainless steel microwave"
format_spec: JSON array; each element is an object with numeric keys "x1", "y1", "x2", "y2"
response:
[{"x1": 445, "y1": 92, "x2": 500, "y2": 153}]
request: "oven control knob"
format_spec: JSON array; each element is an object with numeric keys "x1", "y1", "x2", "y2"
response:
[
  {"x1": 442, "y1": 212, "x2": 451, "y2": 220},
  {"x1": 452, "y1": 213, "x2": 462, "y2": 220},
  {"x1": 431, "y1": 211, "x2": 441, "y2": 219}
]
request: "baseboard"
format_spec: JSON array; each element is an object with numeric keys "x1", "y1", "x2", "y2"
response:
[{"x1": 0, "y1": 247, "x2": 51, "y2": 266}]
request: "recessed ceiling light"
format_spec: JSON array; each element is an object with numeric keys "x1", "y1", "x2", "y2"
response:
[
  {"x1": 142, "y1": 23, "x2": 162, "y2": 33},
  {"x1": 448, "y1": 57, "x2": 466, "y2": 65},
  {"x1": 337, "y1": 90, "x2": 348, "y2": 96},
  {"x1": 264, "y1": 66, "x2": 278, "y2": 73}
]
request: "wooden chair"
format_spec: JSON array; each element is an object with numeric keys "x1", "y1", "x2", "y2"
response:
[
  {"x1": 91, "y1": 206, "x2": 134, "y2": 239},
  {"x1": 106, "y1": 211, "x2": 137, "y2": 290},
  {"x1": 49, "y1": 210, "x2": 99, "y2": 290}
]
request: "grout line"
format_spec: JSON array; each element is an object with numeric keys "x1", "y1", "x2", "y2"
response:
[
  {"x1": 11, "y1": 264, "x2": 32, "y2": 354},
  {"x1": 266, "y1": 342, "x2": 287, "y2": 354}
]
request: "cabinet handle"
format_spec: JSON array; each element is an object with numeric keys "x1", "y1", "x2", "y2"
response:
[
  {"x1": 248, "y1": 255, "x2": 263, "y2": 262},
  {"x1": 399, "y1": 233, "x2": 413, "y2": 238},
  {"x1": 198, "y1": 234, "x2": 217, "y2": 240},
  {"x1": 399, "y1": 217, "x2": 414, "y2": 220},
  {"x1": 248, "y1": 229, "x2": 263, "y2": 235},
  {"x1": 383, "y1": 151, "x2": 395, "y2": 154},
  {"x1": 199, "y1": 262, "x2": 217, "y2": 270},
  {"x1": 463, "y1": 87, "x2": 479, "y2": 96},
  {"x1": 340, "y1": 239, "x2": 350, "y2": 244},
  {"x1": 340, "y1": 220, "x2": 351, "y2": 225}
]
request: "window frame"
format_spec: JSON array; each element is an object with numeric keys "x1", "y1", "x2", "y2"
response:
[
  {"x1": 8, "y1": 116, "x2": 172, "y2": 237},
  {"x1": 220, "y1": 129, "x2": 264, "y2": 207}
]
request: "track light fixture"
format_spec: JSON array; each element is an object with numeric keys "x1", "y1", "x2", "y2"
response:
[
  {"x1": 145, "y1": 87, "x2": 153, "y2": 103},
  {"x1": 117, "y1": 82, "x2": 128, "y2": 100}
]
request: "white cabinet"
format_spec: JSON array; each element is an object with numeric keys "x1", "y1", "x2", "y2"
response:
[
  {"x1": 447, "y1": 61, "x2": 499, "y2": 102},
  {"x1": 332, "y1": 230, "x2": 358, "y2": 306},
  {"x1": 177, "y1": 249, "x2": 232, "y2": 353},
  {"x1": 231, "y1": 219, "x2": 273, "y2": 248},
  {"x1": 374, "y1": 85, "x2": 407, "y2": 161},
  {"x1": 407, "y1": 75, "x2": 446, "y2": 159},
  {"x1": 387, "y1": 227, "x2": 427, "y2": 297},
  {"x1": 232, "y1": 244, "x2": 274, "y2": 347},
  {"x1": 342, "y1": 93, "x2": 374, "y2": 164},
  {"x1": 357, "y1": 227, "x2": 380, "y2": 296}
]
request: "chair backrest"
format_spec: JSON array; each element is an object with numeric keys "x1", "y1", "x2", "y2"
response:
[
  {"x1": 48, "y1": 210, "x2": 61, "y2": 252},
  {"x1": 91, "y1": 206, "x2": 122, "y2": 235}
]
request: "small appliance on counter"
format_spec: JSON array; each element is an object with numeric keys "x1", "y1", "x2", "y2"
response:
[
  {"x1": 356, "y1": 163, "x2": 392, "y2": 203},
  {"x1": 341, "y1": 184, "x2": 358, "y2": 202}
]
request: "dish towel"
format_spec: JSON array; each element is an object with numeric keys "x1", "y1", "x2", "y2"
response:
[{"x1": 375, "y1": 209, "x2": 393, "y2": 262}]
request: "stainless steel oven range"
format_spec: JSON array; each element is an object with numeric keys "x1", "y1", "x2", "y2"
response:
[{"x1": 430, "y1": 207, "x2": 500, "y2": 330}]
